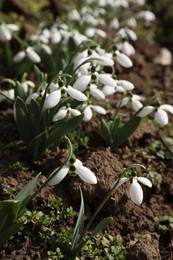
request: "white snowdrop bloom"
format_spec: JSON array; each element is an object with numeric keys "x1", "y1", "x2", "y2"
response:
[
  {"x1": 68, "y1": 9, "x2": 81, "y2": 21},
  {"x1": 93, "y1": 54, "x2": 114, "y2": 67},
  {"x1": 65, "y1": 85, "x2": 87, "y2": 102},
  {"x1": 136, "y1": 106, "x2": 154, "y2": 117},
  {"x1": 102, "y1": 85, "x2": 116, "y2": 96},
  {"x1": 83, "y1": 104, "x2": 106, "y2": 121},
  {"x1": 118, "y1": 41, "x2": 135, "y2": 56},
  {"x1": 117, "y1": 80, "x2": 135, "y2": 91},
  {"x1": 3, "y1": 89, "x2": 15, "y2": 100},
  {"x1": 21, "y1": 80, "x2": 35, "y2": 93},
  {"x1": 136, "y1": 10, "x2": 156, "y2": 26},
  {"x1": 118, "y1": 176, "x2": 152, "y2": 205},
  {"x1": 154, "y1": 104, "x2": 173, "y2": 126},
  {"x1": 126, "y1": 17, "x2": 137, "y2": 28},
  {"x1": 53, "y1": 106, "x2": 68, "y2": 122},
  {"x1": 49, "y1": 159, "x2": 97, "y2": 185},
  {"x1": 0, "y1": 23, "x2": 18, "y2": 42},
  {"x1": 117, "y1": 28, "x2": 137, "y2": 41},
  {"x1": 115, "y1": 50, "x2": 133, "y2": 68},
  {"x1": 109, "y1": 18, "x2": 120, "y2": 30},
  {"x1": 50, "y1": 28, "x2": 61, "y2": 44},
  {"x1": 13, "y1": 51, "x2": 26, "y2": 62},
  {"x1": 44, "y1": 90, "x2": 61, "y2": 109},
  {"x1": 49, "y1": 83, "x2": 60, "y2": 92},
  {"x1": 73, "y1": 75, "x2": 91, "y2": 91},
  {"x1": 98, "y1": 74, "x2": 117, "y2": 87},
  {"x1": 25, "y1": 93, "x2": 40, "y2": 105},
  {"x1": 75, "y1": 159, "x2": 97, "y2": 184},
  {"x1": 117, "y1": 94, "x2": 141, "y2": 109},
  {"x1": 26, "y1": 46, "x2": 41, "y2": 63},
  {"x1": 85, "y1": 28, "x2": 106, "y2": 38},
  {"x1": 89, "y1": 84, "x2": 105, "y2": 100},
  {"x1": 41, "y1": 44, "x2": 52, "y2": 55},
  {"x1": 53, "y1": 106, "x2": 81, "y2": 122}
]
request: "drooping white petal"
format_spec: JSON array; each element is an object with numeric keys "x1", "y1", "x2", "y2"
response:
[
  {"x1": 66, "y1": 86, "x2": 87, "y2": 101},
  {"x1": 120, "y1": 41, "x2": 136, "y2": 56},
  {"x1": 102, "y1": 85, "x2": 115, "y2": 96},
  {"x1": 161, "y1": 104, "x2": 173, "y2": 114},
  {"x1": 137, "y1": 177, "x2": 152, "y2": 188},
  {"x1": 117, "y1": 80, "x2": 134, "y2": 90},
  {"x1": 71, "y1": 108, "x2": 81, "y2": 116},
  {"x1": 6, "y1": 24, "x2": 19, "y2": 32},
  {"x1": 130, "y1": 178, "x2": 143, "y2": 205},
  {"x1": 13, "y1": 51, "x2": 26, "y2": 62},
  {"x1": 26, "y1": 47, "x2": 41, "y2": 63},
  {"x1": 154, "y1": 108, "x2": 169, "y2": 126},
  {"x1": 73, "y1": 75, "x2": 91, "y2": 91},
  {"x1": 25, "y1": 93, "x2": 40, "y2": 105},
  {"x1": 76, "y1": 164, "x2": 97, "y2": 184},
  {"x1": 48, "y1": 165, "x2": 69, "y2": 185},
  {"x1": 0, "y1": 25, "x2": 11, "y2": 41},
  {"x1": 137, "y1": 106, "x2": 154, "y2": 117},
  {"x1": 83, "y1": 106, "x2": 93, "y2": 121},
  {"x1": 90, "y1": 84, "x2": 105, "y2": 100},
  {"x1": 132, "y1": 99, "x2": 143, "y2": 111},
  {"x1": 115, "y1": 50, "x2": 133, "y2": 68},
  {"x1": 92, "y1": 105, "x2": 106, "y2": 115},
  {"x1": 41, "y1": 44, "x2": 52, "y2": 55},
  {"x1": 115, "y1": 177, "x2": 128, "y2": 189},
  {"x1": 44, "y1": 89, "x2": 61, "y2": 109},
  {"x1": 117, "y1": 97, "x2": 130, "y2": 108},
  {"x1": 94, "y1": 55, "x2": 114, "y2": 66},
  {"x1": 53, "y1": 107, "x2": 67, "y2": 122},
  {"x1": 98, "y1": 74, "x2": 117, "y2": 87}
]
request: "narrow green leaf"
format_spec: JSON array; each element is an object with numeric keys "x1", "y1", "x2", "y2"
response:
[
  {"x1": 15, "y1": 173, "x2": 41, "y2": 211},
  {"x1": 0, "y1": 200, "x2": 20, "y2": 223},
  {"x1": 14, "y1": 97, "x2": 35, "y2": 144},
  {"x1": 100, "y1": 120, "x2": 113, "y2": 148},
  {"x1": 15, "y1": 81, "x2": 27, "y2": 100},
  {"x1": 48, "y1": 114, "x2": 83, "y2": 148},
  {"x1": 89, "y1": 217, "x2": 112, "y2": 240},
  {"x1": 112, "y1": 116, "x2": 141, "y2": 148},
  {"x1": 0, "y1": 222, "x2": 22, "y2": 248},
  {"x1": 110, "y1": 117, "x2": 121, "y2": 138},
  {"x1": 71, "y1": 188, "x2": 84, "y2": 249}
]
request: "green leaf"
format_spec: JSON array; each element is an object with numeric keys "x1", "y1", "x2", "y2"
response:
[
  {"x1": 15, "y1": 81, "x2": 27, "y2": 100},
  {"x1": 112, "y1": 116, "x2": 141, "y2": 148},
  {"x1": 48, "y1": 114, "x2": 83, "y2": 148},
  {"x1": 0, "y1": 200, "x2": 21, "y2": 247},
  {"x1": 27, "y1": 130, "x2": 47, "y2": 159},
  {"x1": 15, "y1": 173, "x2": 41, "y2": 211},
  {"x1": 89, "y1": 217, "x2": 112, "y2": 241},
  {"x1": 100, "y1": 120, "x2": 113, "y2": 147},
  {"x1": 110, "y1": 117, "x2": 121, "y2": 138},
  {"x1": 71, "y1": 188, "x2": 84, "y2": 249},
  {"x1": 14, "y1": 97, "x2": 35, "y2": 144}
]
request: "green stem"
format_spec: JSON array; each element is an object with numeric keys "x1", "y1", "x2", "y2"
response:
[{"x1": 25, "y1": 136, "x2": 72, "y2": 205}]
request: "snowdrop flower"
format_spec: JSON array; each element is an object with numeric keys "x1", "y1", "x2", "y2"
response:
[
  {"x1": 117, "y1": 41, "x2": 135, "y2": 56},
  {"x1": 117, "y1": 28, "x2": 137, "y2": 41},
  {"x1": 0, "y1": 23, "x2": 18, "y2": 42},
  {"x1": 73, "y1": 75, "x2": 91, "y2": 91},
  {"x1": 48, "y1": 158, "x2": 97, "y2": 185},
  {"x1": 68, "y1": 9, "x2": 81, "y2": 21},
  {"x1": 109, "y1": 18, "x2": 120, "y2": 30},
  {"x1": 136, "y1": 10, "x2": 156, "y2": 26},
  {"x1": 116, "y1": 80, "x2": 135, "y2": 91},
  {"x1": 118, "y1": 176, "x2": 152, "y2": 205},
  {"x1": 89, "y1": 84, "x2": 105, "y2": 100},
  {"x1": 85, "y1": 28, "x2": 106, "y2": 38},
  {"x1": 50, "y1": 27, "x2": 62, "y2": 44},
  {"x1": 97, "y1": 73, "x2": 117, "y2": 87},
  {"x1": 44, "y1": 85, "x2": 87, "y2": 109},
  {"x1": 21, "y1": 80, "x2": 35, "y2": 93},
  {"x1": 83, "y1": 104, "x2": 106, "y2": 121},
  {"x1": 115, "y1": 50, "x2": 133, "y2": 68},
  {"x1": 13, "y1": 46, "x2": 41, "y2": 63},
  {"x1": 25, "y1": 93, "x2": 40, "y2": 105},
  {"x1": 154, "y1": 104, "x2": 173, "y2": 126},
  {"x1": 53, "y1": 106, "x2": 81, "y2": 122},
  {"x1": 1, "y1": 89, "x2": 15, "y2": 101}
]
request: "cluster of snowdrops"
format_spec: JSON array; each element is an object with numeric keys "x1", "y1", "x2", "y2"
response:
[{"x1": 0, "y1": 0, "x2": 172, "y2": 256}]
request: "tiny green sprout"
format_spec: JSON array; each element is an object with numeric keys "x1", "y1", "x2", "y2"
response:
[
  {"x1": 8, "y1": 161, "x2": 25, "y2": 171},
  {"x1": 3, "y1": 186, "x2": 17, "y2": 196},
  {"x1": 157, "y1": 215, "x2": 173, "y2": 233}
]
